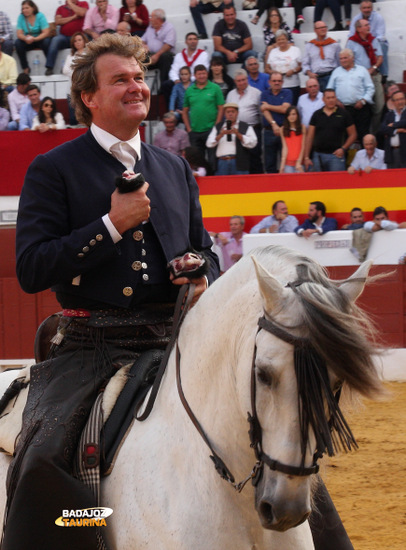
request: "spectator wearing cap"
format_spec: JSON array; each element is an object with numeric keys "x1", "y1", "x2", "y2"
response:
[{"x1": 206, "y1": 102, "x2": 257, "y2": 175}]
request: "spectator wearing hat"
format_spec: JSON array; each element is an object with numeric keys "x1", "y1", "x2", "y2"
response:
[{"x1": 206, "y1": 102, "x2": 257, "y2": 175}]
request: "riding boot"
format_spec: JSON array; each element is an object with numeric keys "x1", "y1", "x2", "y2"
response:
[{"x1": 310, "y1": 478, "x2": 354, "y2": 550}]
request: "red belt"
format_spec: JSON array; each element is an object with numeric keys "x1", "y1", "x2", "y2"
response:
[{"x1": 62, "y1": 308, "x2": 91, "y2": 318}]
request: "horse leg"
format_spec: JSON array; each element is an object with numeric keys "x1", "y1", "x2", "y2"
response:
[{"x1": 310, "y1": 478, "x2": 354, "y2": 550}]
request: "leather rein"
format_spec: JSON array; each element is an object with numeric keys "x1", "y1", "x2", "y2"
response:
[{"x1": 175, "y1": 311, "x2": 320, "y2": 494}]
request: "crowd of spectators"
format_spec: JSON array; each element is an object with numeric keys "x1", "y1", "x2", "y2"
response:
[{"x1": 0, "y1": 0, "x2": 405, "y2": 173}]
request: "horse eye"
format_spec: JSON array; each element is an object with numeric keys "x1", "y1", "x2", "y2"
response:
[{"x1": 257, "y1": 368, "x2": 272, "y2": 388}]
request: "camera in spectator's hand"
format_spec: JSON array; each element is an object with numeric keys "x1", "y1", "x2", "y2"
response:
[{"x1": 226, "y1": 119, "x2": 232, "y2": 141}]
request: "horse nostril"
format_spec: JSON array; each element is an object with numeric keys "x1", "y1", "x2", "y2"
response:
[{"x1": 259, "y1": 500, "x2": 273, "y2": 524}]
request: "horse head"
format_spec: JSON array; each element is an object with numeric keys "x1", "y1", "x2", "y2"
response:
[{"x1": 248, "y1": 248, "x2": 382, "y2": 532}]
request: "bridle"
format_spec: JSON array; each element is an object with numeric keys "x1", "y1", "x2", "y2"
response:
[{"x1": 175, "y1": 312, "x2": 322, "y2": 494}]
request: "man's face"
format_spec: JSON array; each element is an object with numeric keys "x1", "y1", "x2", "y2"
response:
[
  {"x1": 314, "y1": 22, "x2": 328, "y2": 40},
  {"x1": 339, "y1": 52, "x2": 353, "y2": 70},
  {"x1": 17, "y1": 83, "x2": 29, "y2": 94},
  {"x1": 164, "y1": 118, "x2": 176, "y2": 133},
  {"x1": 229, "y1": 217, "x2": 243, "y2": 235},
  {"x1": 374, "y1": 212, "x2": 387, "y2": 223},
  {"x1": 194, "y1": 69, "x2": 208, "y2": 86},
  {"x1": 323, "y1": 91, "x2": 336, "y2": 109},
  {"x1": 83, "y1": 54, "x2": 150, "y2": 138},
  {"x1": 392, "y1": 92, "x2": 406, "y2": 112},
  {"x1": 185, "y1": 34, "x2": 198, "y2": 51},
  {"x1": 224, "y1": 107, "x2": 238, "y2": 123},
  {"x1": 117, "y1": 22, "x2": 130, "y2": 36},
  {"x1": 96, "y1": 0, "x2": 108, "y2": 12},
  {"x1": 223, "y1": 8, "x2": 236, "y2": 27},
  {"x1": 350, "y1": 209, "x2": 364, "y2": 225},
  {"x1": 27, "y1": 89, "x2": 40, "y2": 106},
  {"x1": 270, "y1": 74, "x2": 283, "y2": 94},
  {"x1": 306, "y1": 79, "x2": 319, "y2": 99},
  {"x1": 273, "y1": 201, "x2": 288, "y2": 217},
  {"x1": 357, "y1": 20, "x2": 370, "y2": 38},
  {"x1": 150, "y1": 12, "x2": 161, "y2": 29},
  {"x1": 245, "y1": 58, "x2": 259, "y2": 75},
  {"x1": 360, "y1": 1, "x2": 373, "y2": 19},
  {"x1": 308, "y1": 204, "x2": 321, "y2": 223},
  {"x1": 234, "y1": 74, "x2": 248, "y2": 92},
  {"x1": 363, "y1": 135, "x2": 376, "y2": 156}
]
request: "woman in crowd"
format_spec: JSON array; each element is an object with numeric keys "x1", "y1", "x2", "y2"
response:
[
  {"x1": 119, "y1": 0, "x2": 149, "y2": 37},
  {"x1": 31, "y1": 96, "x2": 66, "y2": 132},
  {"x1": 208, "y1": 57, "x2": 235, "y2": 100},
  {"x1": 266, "y1": 29, "x2": 302, "y2": 105},
  {"x1": 263, "y1": 7, "x2": 293, "y2": 61},
  {"x1": 62, "y1": 31, "x2": 88, "y2": 125},
  {"x1": 15, "y1": 0, "x2": 51, "y2": 74},
  {"x1": 0, "y1": 89, "x2": 10, "y2": 131},
  {"x1": 182, "y1": 146, "x2": 213, "y2": 177},
  {"x1": 253, "y1": 1, "x2": 306, "y2": 34},
  {"x1": 169, "y1": 66, "x2": 192, "y2": 122},
  {"x1": 279, "y1": 106, "x2": 306, "y2": 173}
]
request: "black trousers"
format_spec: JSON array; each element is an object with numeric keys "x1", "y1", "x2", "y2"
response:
[{"x1": 2, "y1": 319, "x2": 170, "y2": 550}]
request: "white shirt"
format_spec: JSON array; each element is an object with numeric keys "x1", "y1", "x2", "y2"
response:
[
  {"x1": 297, "y1": 92, "x2": 324, "y2": 127},
  {"x1": 267, "y1": 46, "x2": 301, "y2": 88},
  {"x1": 7, "y1": 88, "x2": 28, "y2": 122},
  {"x1": 91, "y1": 123, "x2": 142, "y2": 243},
  {"x1": 168, "y1": 48, "x2": 209, "y2": 82},
  {"x1": 205, "y1": 120, "x2": 257, "y2": 157},
  {"x1": 226, "y1": 86, "x2": 261, "y2": 125}
]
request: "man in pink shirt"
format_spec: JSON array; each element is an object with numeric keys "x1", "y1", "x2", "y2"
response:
[
  {"x1": 45, "y1": 0, "x2": 88, "y2": 75},
  {"x1": 211, "y1": 215, "x2": 247, "y2": 272},
  {"x1": 83, "y1": 0, "x2": 119, "y2": 40}
]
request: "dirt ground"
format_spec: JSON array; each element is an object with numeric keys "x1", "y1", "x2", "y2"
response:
[{"x1": 323, "y1": 382, "x2": 406, "y2": 550}]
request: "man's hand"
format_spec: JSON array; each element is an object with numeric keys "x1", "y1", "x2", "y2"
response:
[
  {"x1": 333, "y1": 147, "x2": 345, "y2": 158},
  {"x1": 170, "y1": 275, "x2": 208, "y2": 306},
  {"x1": 109, "y1": 182, "x2": 151, "y2": 235},
  {"x1": 304, "y1": 158, "x2": 313, "y2": 170},
  {"x1": 302, "y1": 229, "x2": 317, "y2": 238},
  {"x1": 226, "y1": 50, "x2": 238, "y2": 63}
]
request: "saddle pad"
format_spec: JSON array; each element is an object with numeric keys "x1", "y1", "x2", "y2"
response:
[{"x1": 0, "y1": 367, "x2": 31, "y2": 455}]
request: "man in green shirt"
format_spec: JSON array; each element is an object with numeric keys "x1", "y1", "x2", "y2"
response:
[{"x1": 182, "y1": 64, "x2": 224, "y2": 164}]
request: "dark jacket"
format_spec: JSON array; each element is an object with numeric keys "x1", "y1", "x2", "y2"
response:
[
  {"x1": 380, "y1": 108, "x2": 406, "y2": 165},
  {"x1": 295, "y1": 217, "x2": 338, "y2": 235},
  {"x1": 215, "y1": 120, "x2": 251, "y2": 171},
  {"x1": 16, "y1": 131, "x2": 219, "y2": 308}
]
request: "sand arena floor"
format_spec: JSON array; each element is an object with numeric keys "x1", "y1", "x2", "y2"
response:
[{"x1": 323, "y1": 382, "x2": 406, "y2": 550}]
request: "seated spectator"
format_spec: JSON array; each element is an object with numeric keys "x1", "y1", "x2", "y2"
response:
[
  {"x1": 364, "y1": 206, "x2": 406, "y2": 232},
  {"x1": 83, "y1": 0, "x2": 119, "y2": 41},
  {"x1": 189, "y1": 0, "x2": 234, "y2": 40},
  {"x1": 116, "y1": 21, "x2": 131, "y2": 36},
  {"x1": 0, "y1": 88, "x2": 10, "y2": 130},
  {"x1": 212, "y1": 5, "x2": 257, "y2": 66},
  {"x1": 301, "y1": 21, "x2": 341, "y2": 92},
  {"x1": 31, "y1": 96, "x2": 66, "y2": 131},
  {"x1": 15, "y1": 0, "x2": 51, "y2": 75},
  {"x1": 208, "y1": 57, "x2": 235, "y2": 99},
  {"x1": 142, "y1": 9, "x2": 176, "y2": 83},
  {"x1": 162, "y1": 32, "x2": 209, "y2": 106},
  {"x1": 7, "y1": 73, "x2": 31, "y2": 130},
  {"x1": 295, "y1": 201, "x2": 337, "y2": 237},
  {"x1": 119, "y1": 0, "x2": 149, "y2": 37},
  {"x1": 260, "y1": 72, "x2": 292, "y2": 174},
  {"x1": 250, "y1": 200, "x2": 299, "y2": 233},
  {"x1": 210, "y1": 215, "x2": 246, "y2": 272},
  {"x1": 182, "y1": 145, "x2": 213, "y2": 177},
  {"x1": 280, "y1": 106, "x2": 306, "y2": 173},
  {"x1": 206, "y1": 102, "x2": 258, "y2": 175},
  {"x1": 0, "y1": 43, "x2": 18, "y2": 92},
  {"x1": 265, "y1": 30, "x2": 301, "y2": 105},
  {"x1": 297, "y1": 78, "x2": 324, "y2": 128},
  {"x1": 348, "y1": 134, "x2": 386, "y2": 173},
  {"x1": 182, "y1": 64, "x2": 224, "y2": 161},
  {"x1": 19, "y1": 83, "x2": 41, "y2": 130},
  {"x1": 0, "y1": 10, "x2": 14, "y2": 56},
  {"x1": 169, "y1": 66, "x2": 192, "y2": 121},
  {"x1": 62, "y1": 31, "x2": 89, "y2": 124},
  {"x1": 245, "y1": 55, "x2": 269, "y2": 92},
  {"x1": 44, "y1": 0, "x2": 88, "y2": 76},
  {"x1": 341, "y1": 207, "x2": 365, "y2": 230},
  {"x1": 153, "y1": 112, "x2": 190, "y2": 156},
  {"x1": 263, "y1": 7, "x2": 293, "y2": 63},
  {"x1": 304, "y1": 88, "x2": 356, "y2": 172},
  {"x1": 327, "y1": 49, "x2": 374, "y2": 143},
  {"x1": 380, "y1": 90, "x2": 406, "y2": 169}
]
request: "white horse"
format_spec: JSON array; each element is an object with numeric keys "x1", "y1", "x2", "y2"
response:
[{"x1": 0, "y1": 246, "x2": 382, "y2": 549}]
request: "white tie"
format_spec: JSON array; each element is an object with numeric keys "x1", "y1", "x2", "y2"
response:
[{"x1": 110, "y1": 141, "x2": 136, "y2": 171}]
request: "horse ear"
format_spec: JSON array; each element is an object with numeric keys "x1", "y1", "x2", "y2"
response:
[
  {"x1": 339, "y1": 260, "x2": 373, "y2": 302},
  {"x1": 252, "y1": 256, "x2": 285, "y2": 312}
]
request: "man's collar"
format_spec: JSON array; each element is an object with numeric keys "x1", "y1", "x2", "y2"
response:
[{"x1": 91, "y1": 123, "x2": 142, "y2": 160}]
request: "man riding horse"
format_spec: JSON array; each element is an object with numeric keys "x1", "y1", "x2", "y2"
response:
[{"x1": 5, "y1": 33, "x2": 353, "y2": 550}]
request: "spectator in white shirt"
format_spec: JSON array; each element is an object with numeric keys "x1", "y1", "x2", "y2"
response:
[
  {"x1": 297, "y1": 78, "x2": 324, "y2": 127},
  {"x1": 348, "y1": 134, "x2": 386, "y2": 174},
  {"x1": 7, "y1": 72, "x2": 31, "y2": 130}
]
